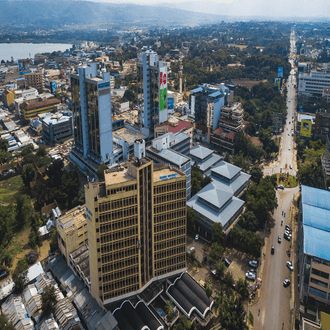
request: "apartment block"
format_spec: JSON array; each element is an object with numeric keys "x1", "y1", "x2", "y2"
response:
[
  {"x1": 25, "y1": 70, "x2": 45, "y2": 90},
  {"x1": 56, "y1": 205, "x2": 88, "y2": 262},
  {"x1": 20, "y1": 97, "x2": 60, "y2": 120},
  {"x1": 298, "y1": 185, "x2": 330, "y2": 306},
  {"x1": 85, "y1": 158, "x2": 186, "y2": 305},
  {"x1": 298, "y1": 70, "x2": 330, "y2": 98}
]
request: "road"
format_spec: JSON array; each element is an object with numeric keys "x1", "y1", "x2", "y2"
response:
[{"x1": 250, "y1": 30, "x2": 298, "y2": 330}]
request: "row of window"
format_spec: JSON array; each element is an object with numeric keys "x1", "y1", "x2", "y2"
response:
[
  {"x1": 100, "y1": 226, "x2": 138, "y2": 239},
  {"x1": 101, "y1": 247, "x2": 137, "y2": 264},
  {"x1": 99, "y1": 212, "x2": 138, "y2": 226},
  {"x1": 154, "y1": 237, "x2": 185, "y2": 251},
  {"x1": 100, "y1": 237, "x2": 137, "y2": 253},
  {"x1": 311, "y1": 268, "x2": 329, "y2": 280},
  {"x1": 99, "y1": 196, "x2": 137, "y2": 212},
  {"x1": 102, "y1": 265, "x2": 139, "y2": 283},
  {"x1": 102, "y1": 257, "x2": 139, "y2": 274},
  {"x1": 154, "y1": 245, "x2": 186, "y2": 261},
  {"x1": 154, "y1": 181, "x2": 186, "y2": 194},
  {"x1": 154, "y1": 228, "x2": 185, "y2": 242},
  {"x1": 154, "y1": 191, "x2": 186, "y2": 204},
  {"x1": 155, "y1": 260, "x2": 186, "y2": 275},
  {"x1": 99, "y1": 207, "x2": 138, "y2": 225},
  {"x1": 103, "y1": 283, "x2": 139, "y2": 300},
  {"x1": 154, "y1": 219, "x2": 186, "y2": 233},
  {"x1": 154, "y1": 200, "x2": 186, "y2": 214},
  {"x1": 108, "y1": 184, "x2": 137, "y2": 196}
]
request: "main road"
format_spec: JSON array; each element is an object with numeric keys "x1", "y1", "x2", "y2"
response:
[{"x1": 250, "y1": 30, "x2": 298, "y2": 330}]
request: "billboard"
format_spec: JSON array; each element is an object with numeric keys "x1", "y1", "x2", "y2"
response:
[
  {"x1": 278, "y1": 67, "x2": 283, "y2": 78},
  {"x1": 159, "y1": 67, "x2": 167, "y2": 112},
  {"x1": 168, "y1": 97, "x2": 174, "y2": 112},
  {"x1": 300, "y1": 119, "x2": 312, "y2": 138},
  {"x1": 274, "y1": 78, "x2": 281, "y2": 91},
  {"x1": 51, "y1": 81, "x2": 56, "y2": 94}
]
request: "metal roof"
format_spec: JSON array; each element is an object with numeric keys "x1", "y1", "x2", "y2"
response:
[
  {"x1": 301, "y1": 185, "x2": 330, "y2": 261},
  {"x1": 189, "y1": 145, "x2": 214, "y2": 161},
  {"x1": 158, "y1": 149, "x2": 189, "y2": 166},
  {"x1": 211, "y1": 161, "x2": 241, "y2": 181},
  {"x1": 197, "y1": 183, "x2": 232, "y2": 211}
]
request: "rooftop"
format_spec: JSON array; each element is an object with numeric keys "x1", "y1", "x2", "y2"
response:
[
  {"x1": 113, "y1": 127, "x2": 146, "y2": 144},
  {"x1": 301, "y1": 185, "x2": 330, "y2": 261},
  {"x1": 190, "y1": 145, "x2": 214, "y2": 161},
  {"x1": 155, "y1": 119, "x2": 192, "y2": 134},
  {"x1": 153, "y1": 168, "x2": 182, "y2": 183},
  {"x1": 104, "y1": 168, "x2": 134, "y2": 185},
  {"x1": 158, "y1": 148, "x2": 190, "y2": 166},
  {"x1": 211, "y1": 161, "x2": 241, "y2": 181},
  {"x1": 58, "y1": 205, "x2": 86, "y2": 234}
]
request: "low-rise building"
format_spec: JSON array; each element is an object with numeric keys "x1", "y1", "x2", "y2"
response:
[
  {"x1": 2, "y1": 89, "x2": 16, "y2": 107},
  {"x1": 40, "y1": 112, "x2": 73, "y2": 145},
  {"x1": 298, "y1": 185, "x2": 330, "y2": 307},
  {"x1": 152, "y1": 131, "x2": 190, "y2": 156},
  {"x1": 20, "y1": 97, "x2": 60, "y2": 120},
  {"x1": 189, "y1": 145, "x2": 222, "y2": 175},
  {"x1": 56, "y1": 205, "x2": 88, "y2": 263},
  {"x1": 187, "y1": 161, "x2": 250, "y2": 239}
]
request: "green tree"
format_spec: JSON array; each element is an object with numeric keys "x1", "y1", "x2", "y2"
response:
[
  {"x1": 22, "y1": 164, "x2": 36, "y2": 186},
  {"x1": 47, "y1": 159, "x2": 64, "y2": 187},
  {"x1": 50, "y1": 229, "x2": 58, "y2": 252},
  {"x1": 0, "y1": 205, "x2": 15, "y2": 249},
  {"x1": 41, "y1": 284, "x2": 57, "y2": 317},
  {"x1": 209, "y1": 242, "x2": 224, "y2": 265},
  {"x1": 0, "y1": 312, "x2": 15, "y2": 330},
  {"x1": 250, "y1": 166, "x2": 263, "y2": 184},
  {"x1": 187, "y1": 207, "x2": 196, "y2": 232},
  {"x1": 96, "y1": 163, "x2": 108, "y2": 181},
  {"x1": 0, "y1": 138, "x2": 9, "y2": 152},
  {"x1": 211, "y1": 222, "x2": 223, "y2": 244},
  {"x1": 15, "y1": 195, "x2": 33, "y2": 229},
  {"x1": 12, "y1": 259, "x2": 28, "y2": 294},
  {"x1": 236, "y1": 278, "x2": 249, "y2": 300},
  {"x1": 36, "y1": 146, "x2": 47, "y2": 157},
  {"x1": 224, "y1": 271, "x2": 234, "y2": 288},
  {"x1": 164, "y1": 300, "x2": 175, "y2": 322},
  {"x1": 204, "y1": 279, "x2": 213, "y2": 298}
]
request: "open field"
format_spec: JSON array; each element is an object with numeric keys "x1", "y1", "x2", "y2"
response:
[{"x1": 0, "y1": 175, "x2": 24, "y2": 204}]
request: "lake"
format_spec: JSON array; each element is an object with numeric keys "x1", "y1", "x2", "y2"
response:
[{"x1": 0, "y1": 43, "x2": 72, "y2": 62}]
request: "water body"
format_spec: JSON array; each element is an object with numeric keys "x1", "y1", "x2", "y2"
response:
[{"x1": 0, "y1": 43, "x2": 72, "y2": 62}]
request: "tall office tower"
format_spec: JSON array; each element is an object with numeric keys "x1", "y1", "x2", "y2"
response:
[
  {"x1": 137, "y1": 50, "x2": 168, "y2": 132},
  {"x1": 70, "y1": 63, "x2": 113, "y2": 175},
  {"x1": 85, "y1": 155, "x2": 186, "y2": 306}
]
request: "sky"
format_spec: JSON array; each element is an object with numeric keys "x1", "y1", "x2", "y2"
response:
[{"x1": 80, "y1": 0, "x2": 330, "y2": 18}]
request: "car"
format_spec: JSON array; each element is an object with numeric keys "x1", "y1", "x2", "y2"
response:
[
  {"x1": 289, "y1": 121, "x2": 291, "y2": 124},
  {"x1": 284, "y1": 233, "x2": 291, "y2": 241},
  {"x1": 249, "y1": 260, "x2": 258, "y2": 268},
  {"x1": 195, "y1": 234, "x2": 199, "y2": 241},
  {"x1": 277, "y1": 185, "x2": 284, "y2": 190},
  {"x1": 225, "y1": 257, "x2": 232, "y2": 267},
  {"x1": 285, "y1": 230, "x2": 292, "y2": 236},
  {"x1": 285, "y1": 225, "x2": 292, "y2": 231},
  {"x1": 188, "y1": 247, "x2": 195, "y2": 254},
  {"x1": 0, "y1": 270, "x2": 7, "y2": 279},
  {"x1": 248, "y1": 269, "x2": 257, "y2": 274},
  {"x1": 245, "y1": 272, "x2": 256, "y2": 281},
  {"x1": 283, "y1": 279, "x2": 291, "y2": 287},
  {"x1": 288, "y1": 146, "x2": 291, "y2": 150},
  {"x1": 278, "y1": 236, "x2": 281, "y2": 243},
  {"x1": 271, "y1": 245, "x2": 275, "y2": 254},
  {"x1": 288, "y1": 133, "x2": 290, "y2": 136},
  {"x1": 289, "y1": 164, "x2": 292, "y2": 169},
  {"x1": 292, "y1": 133, "x2": 294, "y2": 136},
  {"x1": 286, "y1": 261, "x2": 293, "y2": 271}
]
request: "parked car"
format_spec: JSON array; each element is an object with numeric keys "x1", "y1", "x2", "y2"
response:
[
  {"x1": 271, "y1": 245, "x2": 275, "y2": 254},
  {"x1": 188, "y1": 247, "x2": 195, "y2": 254},
  {"x1": 286, "y1": 261, "x2": 293, "y2": 271},
  {"x1": 288, "y1": 146, "x2": 291, "y2": 151},
  {"x1": 277, "y1": 185, "x2": 284, "y2": 190},
  {"x1": 289, "y1": 164, "x2": 292, "y2": 169},
  {"x1": 0, "y1": 270, "x2": 7, "y2": 279},
  {"x1": 225, "y1": 257, "x2": 232, "y2": 267},
  {"x1": 249, "y1": 260, "x2": 258, "y2": 268},
  {"x1": 283, "y1": 279, "x2": 291, "y2": 287},
  {"x1": 195, "y1": 234, "x2": 199, "y2": 241},
  {"x1": 285, "y1": 230, "x2": 292, "y2": 237},
  {"x1": 285, "y1": 225, "x2": 291, "y2": 231},
  {"x1": 284, "y1": 233, "x2": 291, "y2": 241},
  {"x1": 278, "y1": 236, "x2": 281, "y2": 243},
  {"x1": 245, "y1": 272, "x2": 256, "y2": 281}
]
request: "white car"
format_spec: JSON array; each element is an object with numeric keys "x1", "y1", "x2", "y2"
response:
[
  {"x1": 245, "y1": 272, "x2": 256, "y2": 281},
  {"x1": 286, "y1": 261, "x2": 293, "y2": 271},
  {"x1": 288, "y1": 146, "x2": 291, "y2": 150},
  {"x1": 249, "y1": 260, "x2": 258, "y2": 268},
  {"x1": 195, "y1": 234, "x2": 199, "y2": 241},
  {"x1": 289, "y1": 164, "x2": 292, "y2": 169},
  {"x1": 188, "y1": 247, "x2": 195, "y2": 254}
]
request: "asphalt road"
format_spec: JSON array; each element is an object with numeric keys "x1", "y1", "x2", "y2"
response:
[{"x1": 250, "y1": 30, "x2": 298, "y2": 330}]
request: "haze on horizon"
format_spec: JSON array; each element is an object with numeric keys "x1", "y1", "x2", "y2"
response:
[{"x1": 80, "y1": 0, "x2": 330, "y2": 18}]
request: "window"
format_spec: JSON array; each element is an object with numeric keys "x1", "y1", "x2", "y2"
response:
[
  {"x1": 95, "y1": 207, "x2": 98, "y2": 212},
  {"x1": 309, "y1": 286, "x2": 327, "y2": 300},
  {"x1": 312, "y1": 268, "x2": 329, "y2": 280},
  {"x1": 311, "y1": 277, "x2": 328, "y2": 289}
]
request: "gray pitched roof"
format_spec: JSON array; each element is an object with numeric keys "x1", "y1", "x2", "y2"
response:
[
  {"x1": 189, "y1": 145, "x2": 214, "y2": 161},
  {"x1": 198, "y1": 183, "x2": 232, "y2": 211},
  {"x1": 158, "y1": 149, "x2": 189, "y2": 166},
  {"x1": 211, "y1": 161, "x2": 241, "y2": 181}
]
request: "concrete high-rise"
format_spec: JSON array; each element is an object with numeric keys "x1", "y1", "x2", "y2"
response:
[
  {"x1": 137, "y1": 50, "x2": 168, "y2": 132},
  {"x1": 70, "y1": 63, "x2": 113, "y2": 175},
  {"x1": 85, "y1": 157, "x2": 187, "y2": 305}
]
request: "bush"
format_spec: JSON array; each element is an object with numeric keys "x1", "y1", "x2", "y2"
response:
[
  {"x1": 249, "y1": 311, "x2": 254, "y2": 326},
  {"x1": 26, "y1": 251, "x2": 39, "y2": 265}
]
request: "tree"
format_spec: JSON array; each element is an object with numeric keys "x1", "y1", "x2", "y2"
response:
[
  {"x1": 0, "y1": 205, "x2": 15, "y2": 250},
  {"x1": 23, "y1": 153, "x2": 37, "y2": 164},
  {"x1": 0, "y1": 312, "x2": 15, "y2": 330},
  {"x1": 15, "y1": 195, "x2": 33, "y2": 229},
  {"x1": 164, "y1": 300, "x2": 175, "y2": 322},
  {"x1": 41, "y1": 284, "x2": 57, "y2": 317},
  {"x1": 12, "y1": 259, "x2": 28, "y2": 294},
  {"x1": 0, "y1": 138, "x2": 9, "y2": 152},
  {"x1": 36, "y1": 146, "x2": 47, "y2": 157},
  {"x1": 187, "y1": 207, "x2": 196, "y2": 232},
  {"x1": 219, "y1": 297, "x2": 248, "y2": 330},
  {"x1": 224, "y1": 271, "x2": 234, "y2": 288},
  {"x1": 22, "y1": 164, "x2": 36, "y2": 186},
  {"x1": 47, "y1": 159, "x2": 64, "y2": 187},
  {"x1": 50, "y1": 229, "x2": 58, "y2": 252},
  {"x1": 236, "y1": 278, "x2": 249, "y2": 300},
  {"x1": 209, "y1": 242, "x2": 224, "y2": 265},
  {"x1": 96, "y1": 163, "x2": 108, "y2": 181},
  {"x1": 204, "y1": 279, "x2": 213, "y2": 298},
  {"x1": 211, "y1": 222, "x2": 223, "y2": 244},
  {"x1": 250, "y1": 166, "x2": 263, "y2": 184}
]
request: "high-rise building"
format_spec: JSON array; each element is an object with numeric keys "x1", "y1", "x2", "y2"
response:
[
  {"x1": 24, "y1": 70, "x2": 45, "y2": 90},
  {"x1": 137, "y1": 50, "x2": 168, "y2": 131},
  {"x1": 70, "y1": 63, "x2": 113, "y2": 175},
  {"x1": 85, "y1": 157, "x2": 187, "y2": 305}
]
